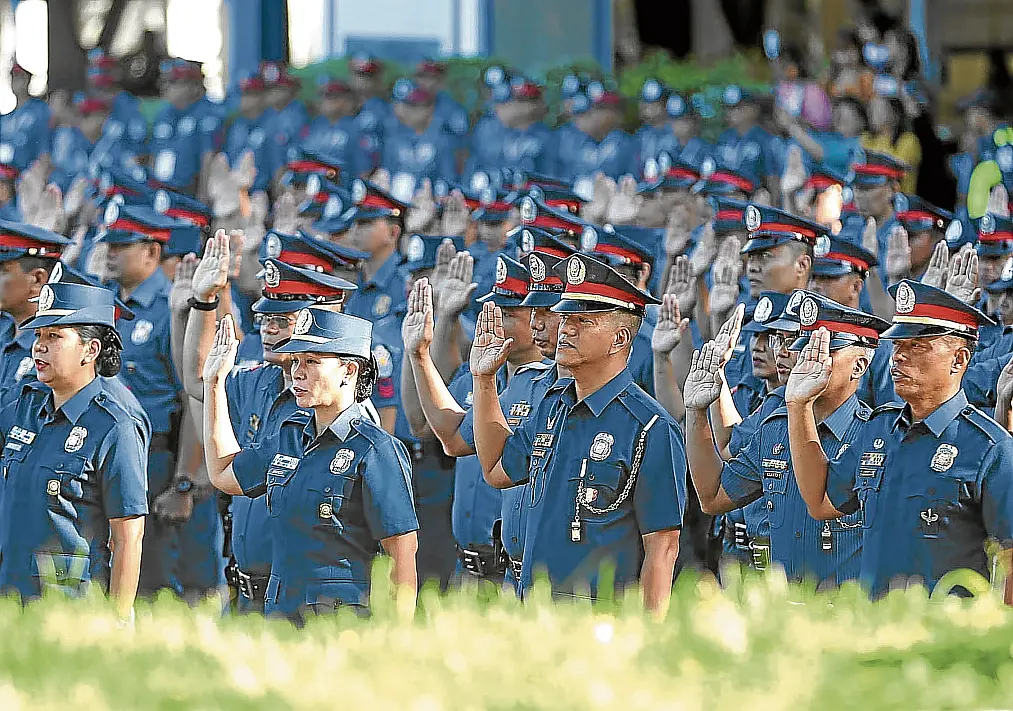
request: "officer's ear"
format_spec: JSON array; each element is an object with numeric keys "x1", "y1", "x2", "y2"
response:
[
  {"x1": 80, "y1": 335, "x2": 101, "y2": 366},
  {"x1": 609, "y1": 313, "x2": 635, "y2": 355},
  {"x1": 950, "y1": 338, "x2": 973, "y2": 374},
  {"x1": 145, "y1": 241, "x2": 163, "y2": 263},
  {"x1": 340, "y1": 357, "x2": 360, "y2": 388},
  {"x1": 27, "y1": 266, "x2": 50, "y2": 294},
  {"x1": 851, "y1": 348, "x2": 872, "y2": 381},
  {"x1": 795, "y1": 251, "x2": 813, "y2": 281}
]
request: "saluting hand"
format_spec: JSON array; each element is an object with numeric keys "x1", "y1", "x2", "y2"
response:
[
  {"x1": 402, "y1": 278, "x2": 435, "y2": 357},
  {"x1": 861, "y1": 217, "x2": 879, "y2": 264},
  {"x1": 581, "y1": 172, "x2": 615, "y2": 225},
  {"x1": 192, "y1": 230, "x2": 231, "y2": 302},
  {"x1": 436, "y1": 251, "x2": 477, "y2": 318},
  {"x1": 666, "y1": 255, "x2": 697, "y2": 316},
  {"x1": 785, "y1": 327, "x2": 833, "y2": 406},
  {"x1": 606, "y1": 175, "x2": 643, "y2": 225},
  {"x1": 885, "y1": 224, "x2": 912, "y2": 283},
  {"x1": 169, "y1": 254, "x2": 198, "y2": 316},
  {"x1": 470, "y1": 301, "x2": 513, "y2": 377},
  {"x1": 203, "y1": 314, "x2": 239, "y2": 387},
  {"x1": 441, "y1": 189, "x2": 471, "y2": 237},
  {"x1": 944, "y1": 244, "x2": 980, "y2": 305},
  {"x1": 708, "y1": 239, "x2": 744, "y2": 322},
  {"x1": 713, "y1": 302, "x2": 745, "y2": 367},
  {"x1": 652, "y1": 294, "x2": 690, "y2": 355},
  {"x1": 920, "y1": 240, "x2": 949, "y2": 289},
  {"x1": 684, "y1": 341, "x2": 725, "y2": 411}
]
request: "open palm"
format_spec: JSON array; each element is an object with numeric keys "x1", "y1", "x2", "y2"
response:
[
  {"x1": 436, "y1": 252, "x2": 477, "y2": 318},
  {"x1": 203, "y1": 315, "x2": 239, "y2": 386},
  {"x1": 785, "y1": 328, "x2": 833, "y2": 405},
  {"x1": 684, "y1": 342, "x2": 725, "y2": 411},
  {"x1": 441, "y1": 190, "x2": 471, "y2": 237},
  {"x1": 652, "y1": 294, "x2": 689, "y2": 355},
  {"x1": 470, "y1": 302, "x2": 513, "y2": 377},
  {"x1": 192, "y1": 230, "x2": 231, "y2": 301},
  {"x1": 944, "y1": 245, "x2": 979, "y2": 305},
  {"x1": 402, "y1": 278, "x2": 435, "y2": 356}
]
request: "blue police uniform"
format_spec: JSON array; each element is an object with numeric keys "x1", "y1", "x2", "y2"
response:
[
  {"x1": 0, "y1": 282, "x2": 148, "y2": 601},
  {"x1": 798, "y1": 130, "x2": 861, "y2": 177},
  {"x1": 224, "y1": 110, "x2": 275, "y2": 193},
  {"x1": 555, "y1": 126, "x2": 638, "y2": 183},
  {"x1": 0, "y1": 97, "x2": 51, "y2": 171},
  {"x1": 302, "y1": 114, "x2": 370, "y2": 179},
  {"x1": 98, "y1": 94, "x2": 148, "y2": 167},
  {"x1": 149, "y1": 101, "x2": 211, "y2": 194},
  {"x1": 229, "y1": 309, "x2": 418, "y2": 619},
  {"x1": 465, "y1": 114, "x2": 508, "y2": 179}
]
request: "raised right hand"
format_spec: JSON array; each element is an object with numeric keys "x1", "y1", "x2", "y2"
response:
[
  {"x1": 203, "y1": 314, "x2": 239, "y2": 386},
  {"x1": 785, "y1": 327, "x2": 833, "y2": 406},
  {"x1": 885, "y1": 224, "x2": 911, "y2": 282},
  {"x1": 192, "y1": 230, "x2": 231, "y2": 301},
  {"x1": 689, "y1": 221, "x2": 718, "y2": 278},
  {"x1": 436, "y1": 251, "x2": 477, "y2": 318},
  {"x1": 920, "y1": 240, "x2": 949, "y2": 289},
  {"x1": 652, "y1": 294, "x2": 690, "y2": 355},
  {"x1": 470, "y1": 301, "x2": 513, "y2": 377},
  {"x1": 684, "y1": 341, "x2": 725, "y2": 411},
  {"x1": 402, "y1": 278, "x2": 435, "y2": 356}
]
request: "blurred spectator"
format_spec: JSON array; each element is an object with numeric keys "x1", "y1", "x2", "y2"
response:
[{"x1": 863, "y1": 95, "x2": 920, "y2": 193}]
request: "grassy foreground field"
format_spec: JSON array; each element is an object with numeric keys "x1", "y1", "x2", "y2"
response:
[{"x1": 2, "y1": 564, "x2": 1013, "y2": 710}]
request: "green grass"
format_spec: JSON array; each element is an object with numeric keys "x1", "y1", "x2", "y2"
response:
[{"x1": 4, "y1": 562, "x2": 1013, "y2": 710}]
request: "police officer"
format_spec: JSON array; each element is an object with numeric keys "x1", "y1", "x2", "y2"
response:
[
  {"x1": 1, "y1": 63, "x2": 50, "y2": 172},
  {"x1": 403, "y1": 255, "x2": 548, "y2": 583},
  {"x1": 635, "y1": 79, "x2": 678, "y2": 179},
  {"x1": 0, "y1": 281, "x2": 148, "y2": 622},
  {"x1": 976, "y1": 214, "x2": 1013, "y2": 312},
  {"x1": 686, "y1": 292, "x2": 889, "y2": 585},
  {"x1": 303, "y1": 77, "x2": 372, "y2": 179},
  {"x1": 891, "y1": 193, "x2": 951, "y2": 283},
  {"x1": 86, "y1": 48, "x2": 148, "y2": 160},
  {"x1": 224, "y1": 72, "x2": 273, "y2": 193},
  {"x1": 182, "y1": 231, "x2": 358, "y2": 612},
  {"x1": 471, "y1": 78, "x2": 557, "y2": 180},
  {"x1": 260, "y1": 61, "x2": 308, "y2": 187},
  {"x1": 847, "y1": 150, "x2": 908, "y2": 288},
  {"x1": 97, "y1": 202, "x2": 196, "y2": 595},
  {"x1": 414, "y1": 59, "x2": 470, "y2": 150},
  {"x1": 381, "y1": 81, "x2": 457, "y2": 203},
  {"x1": 149, "y1": 60, "x2": 219, "y2": 195},
  {"x1": 202, "y1": 310, "x2": 419, "y2": 622},
  {"x1": 472, "y1": 253, "x2": 686, "y2": 612},
  {"x1": 717, "y1": 85, "x2": 780, "y2": 200},
  {"x1": 741, "y1": 204, "x2": 824, "y2": 299},
  {"x1": 787, "y1": 280, "x2": 1013, "y2": 600},
  {"x1": 49, "y1": 94, "x2": 111, "y2": 193},
  {"x1": 554, "y1": 81, "x2": 638, "y2": 184}
]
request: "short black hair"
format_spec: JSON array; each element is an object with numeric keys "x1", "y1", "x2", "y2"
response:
[{"x1": 16, "y1": 255, "x2": 59, "y2": 275}]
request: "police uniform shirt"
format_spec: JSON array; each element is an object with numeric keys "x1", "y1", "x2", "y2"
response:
[
  {"x1": 113, "y1": 269, "x2": 181, "y2": 434},
  {"x1": 449, "y1": 360, "x2": 552, "y2": 551},
  {"x1": 629, "y1": 323, "x2": 656, "y2": 397},
  {"x1": 0, "y1": 326, "x2": 36, "y2": 390},
  {"x1": 301, "y1": 115, "x2": 371, "y2": 179},
  {"x1": 0, "y1": 378, "x2": 148, "y2": 598},
  {"x1": 721, "y1": 393, "x2": 869, "y2": 585},
  {"x1": 49, "y1": 126, "x2": 94, "y2": 193},
  {"x1": 433, "y1": 91, "x2": 470, "y2": 149},
  {"x1": 554, "y1": 127, "x2": 639, "y2": 183},
  {"x1": 225, "y1": 112, "x2": 275, "y2": 193},
  {"x1": 464, "y1": 114, "x2": 508, "y2": 178},
  {"x1": 0, "y1": 97, "x2": 51, "y2": 170},
  {"x1": 500, "y1": 367, "x2": 687, "y2": 597},
  {"x1": 343, "y1": 252, "x2": 409, "y2": 325},
  {"x1": 379, "y1": 118, "x2": 458, "y2": 199},
  {"x1": 107, "y1": 91, "x2": 148, "y2": 149},
  {"x1": 501, "y1": 123, "x2": 559, "y2": 177},
  {"x1": 265, "y1": 100, "x2": 311, "y2": 182},
  {"x1": 230, "y1": 401, "x2": 418, "y2": 615},
  {"x1": 826, "y1": 390, "x2": 1013, "y2": 597},
  {"x1": 635, "y1": 124, "x2": 678, "y2": 176},
  {"x1": 149, "y1": 102, "x2": 209, "y2": 192},
  {"x1": 716, "y1": 125, "x2": 779, "y2": 182}
]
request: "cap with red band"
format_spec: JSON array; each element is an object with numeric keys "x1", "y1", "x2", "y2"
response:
[
  {"x1": 812, "y1": 233, "x2": 878, "y2": 278},
  {"x1": 793, "y1": 292, "x2": 890, "y2": 350},
  {"x1": 521, "y1": 249, "x2": 568, "y2": 307},
  {"x1": 0, "y1": 219, "x2": 71, "y2": 264},
  {"x1": 851, "y1": 149, "x2": 910, "y2": 186},
  {"x1": 477, "y1": 254, "x2": 530, "y2": 307},
  {"x1": 518, "y1": 194, "x2": 588, "y2": 237},
  {"x1": 254, "y1": 258, "x2": 357, "y2": 314},
  {"x1": 512, "y1": 226, "x2": 576, "y2": 260},
  {"x1": 740, "y1": 203, "x2": 829, "y2": 255},
  {"x1": 893, "y1": 193, "x2": 951, "y2": 233},
  {"x1": 882, "y1": 279, "x2": 994, "y2": 340},
  {"x1": 551, "y1": 253, "x2": 660, "y2": 316}
]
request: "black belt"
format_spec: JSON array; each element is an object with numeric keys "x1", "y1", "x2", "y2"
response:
[
  {"x1": 150, "y1": 433, "x2": 172, "y2": 452},
  {"x1": 505, "y1": 554, "x2": 522, "y2": 581},
  {"x1": 457, "y1": 545, "x2": 505, "y2": 578},
  {"x1": 226, "y1": 563, "x2": 269, "y2": 601}
]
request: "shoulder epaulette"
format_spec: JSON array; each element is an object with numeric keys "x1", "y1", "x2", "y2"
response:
[{"x1": 960, "y1": 404, "x2": 1006, "y2": 445}]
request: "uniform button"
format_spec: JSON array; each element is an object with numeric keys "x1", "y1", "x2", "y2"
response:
[
  {"x1": 795, "y1": 532, "x2": 801, "y2": 539},
  {"x1": 514, "y1": 504, "x2": 520, "y2": 510},
  {"x1": 324, "y1": 487, "x2": 331, "y2": 493},
  {"x1": 511, "y1": 537, "x2": 518, "y2": 543},
  {"x1": 928, "y1": 488, "x2": 935, "y2": 495},
  {"x1": 352, "y1": 419, "x2": 360, "y2": 426},
  {"x1": 589, "y1": 474, "x2": 595, "y2": 481}
]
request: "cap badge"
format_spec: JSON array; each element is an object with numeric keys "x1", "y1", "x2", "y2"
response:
[
  {"x1": 566, "y1": 256, "x2": 586, "y2": 285},
  {"x1": 306, "y1": 174, "x2": 321, "y2": 197},
  {"x1": 1002, "y1": 258, "x2": 1013, "y2": 282},
  {"x1": 945, "y1": 219, "x2": 963, "y2": 244},
  {"x1": 643, "y1": 158, "x2": 659, "y2": 182},
  {"x1": 700, "y1": 157, "x2": 716, "y2": 179},
  {"x1": 351, "y1": 179, "x2": 366, "y2": 205},
  {"x1": 786, "y1": 290, "x2": 804, "y2": 314},
  {"x1": 528, "y1": 254, "x2": 546, "y2": 283},
  {"x1": 495, "y1": 257, "x2": 508, "y2": 285},
  {"x1": 666, "y1": 95, "x2": 685, "y2": 117},
  {"x1": 264, "y1": 260, "x2": 281, "y2": 288},
  {"x1": 589, "y1": 432, "x2": 615, "y2": 461},
  {"x1": 930, "y1": 444, "x2": 958, "y2": 472},
  {"x1": 895, "y1": 282, "x2": 916, "y2": 314},
  {"x1": 521, "y1": 230, "x2": 535, "y2": 254},
  {"x1": 799, "y1": 297, "x2": 819, "y2": 327},
  {"x1": 407, "y1": 235, "x2": 426, "y2": 263},
  {"x1": 103, "y1": 201, "x2": 119, "y2": 226},
  {"x1": 745, "y1": 205, "x2": 762, "y2": 231},
  {"x1": 294, "y1": 309, "x2": 313, "y2": 335},
  {"x1": 894, "y1": 193, "x2": 909, "y2": 214},
  {"x1": 38, "y1": 285, "x2": 54, "y2": 313},
  {"x1": 48, "y1": 262, "x2": 63, "y2": 284},
  {"x1": 324, "y1": 196, "x2": 342, "y2": 219},
  {"x1": 154, "y1": 190, "x2": 170, "y2": 214},
  {"x1": 754, "y1": 297, "x2": 773, "y2": 323},
  {"x1": 329, "y1": 449, "x2": 355, "y2": 474},
  {"x1": 580, "y1": 226, "x2": 598, "y2": 252},
  {"x1": 471, "y1": 171, "x2": 490, "y2": 192},
  {"x1": 814, "y1": 235, "x2": 831, "y2": 258},
  {"x1": 520, "y1": 196, "x2": 536, "y2": 224},
  {"x1": 981, "y1": 213, "x2": 996, "y2": 235},
  {"x1": 265, "y1": 234, "x2": 282, "y2": 258}
]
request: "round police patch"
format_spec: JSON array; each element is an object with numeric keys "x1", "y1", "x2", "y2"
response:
[
  {"x1": 307, "y1": 174, "x2": 321, "y2": 197},
  {"x1": 265, "y1": 261, "x2": 281, "y2": 287},
  {"x1": 814, "y1": 234, "x2": 831, "y2": 258},
  {"x1": 330, "y1": 448, "x2": 355, "y2": 474},
  {"x1": 580, "y1": 226, "x2": 598, "y2": 252},
  {"x1": 520, "y1": 197, "x2": 536, "y2": 224},
  {"x1": 407, "y1": 235, "x2": 425, "y2": 263},
  {"x1": 641, "y1": 78, "x2": 662, "y2": 102},
  {"x1": 945, "y1": 219, "x2": 963, "y2": 244},
  {"x1": 528, "y1": 254, "x2": 546, "y2": 283},
  {"x1": 294, "y1": 309, "x2": 313, "y2": 335},
  {"x1": 895, "y1": 282, "x2": 916, "y2": 314},
  {"x1": 754, "y1": 296, "x2": 773, "y2": 323},
  {"x1": 37, "y1": 285, "x2": 54, "y2": 313},
  {"x1": 981, "y1": 213, "x2": 996, "y2": 235},
  {"x1": 266, "y1": 234, "x2": 282, "y2": 259},
  {"x1": 154, "y1": 190, "x2": 170, "y2": 214},
  {"x1": 372, "y1": 344, "x2": 393, "y2": 378},
  {"x1": 745, "y1": 205, "x2": 762, "y2": 232},
  {"x1": 351, "y1": 179, "x2": 366, "y2": 205},
  {"x1": 131, "y1": 319, "x2": 153, "y2": 345},
  {"x1": 894, "y1": 193, "x2": 909, "y2": 215},
  {"x1": 64, "y1": 426, "x2": 88, "y2": 453},
  {"x1": 373, "y1": 294, "x2": 391, "y2": 318},
  {"x1": 104, "y1": 201, "x2": 119, "y2": 226},
  {"x1": 799, "y1": 297, "x2": 819, "y2": 327},
  {"x1": 930, "y1": 443, "x2": 958, "y2": 472},
  {"x1": 48, "y1": 262, "x2": 63, "y2": 284},
  {"x1": 566, "y1": 256, "x2": 586, "y2": 285},
  {"x1": 416, "y1": 142, "x2": 434, "y2": 163}
]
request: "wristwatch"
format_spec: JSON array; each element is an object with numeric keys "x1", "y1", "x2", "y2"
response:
[
  {"x1": 175, "y1": 478, "x2": 194, "y2": 494},
  {"x1": 187, "y1": 295, "x2": 220, "y2": 311}
]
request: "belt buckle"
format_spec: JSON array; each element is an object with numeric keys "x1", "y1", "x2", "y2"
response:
[
  {"x1": 733, "y1": 522, "x2": 748, "y2": 549},
  {"x1": 750, "y1": 541, "x2": 770, "y2": 571},
  {"x1": 460, "y1": 548, "x2": 485, "y2": 577},
  {"x1": 236, "y1": 569, "x2": 255, "y2": 599}
]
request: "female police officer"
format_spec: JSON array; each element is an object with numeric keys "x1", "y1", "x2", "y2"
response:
[
  {"x1": 201, "y1": 310, "x2": 419, "y2": 621},
  {"x1": 0, "y1": 281, "x2": 148, "y2": 622}
]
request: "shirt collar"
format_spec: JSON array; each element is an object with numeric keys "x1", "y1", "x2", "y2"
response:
[
  {"x1": 42, "y1": 376, "x2": 103, "y2": 424},
  {"x1": 896, "y1": 390, "x2": 968, "y2": 437},
  {"x1": 328, "y1": 402, "x2": 366, "y2": 442},
  {"x1": 558, "y1": 367, "x2": 634, "y2": 417},
  {"x1": 820, "y1": 393, "x2": 861, "y2": 441},
  {"x1": 121, "y1": 269, "x2": 171, "y2": 308}
]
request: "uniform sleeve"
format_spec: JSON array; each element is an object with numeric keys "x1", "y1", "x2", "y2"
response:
[
  {"x1": 633, "y1": 418, "x2": 687, "y2": 533},
  {"x1": 362, "y1": 437, "x2": 419, "y2": 540},
  {"x1": 720, "y1": 427, "x2": 764, "y2": 507},
  {"x1": 981, "y1": 436, "x2": 1013, "y2": 547},
  {"x1": 500, "y1": 406, "x2": 538, "y2": 486},
  {"x1": 99, "y1": 417, "x2": 150, "y2": 518},
  {"x1": 230, "y1": 440, "x2": 276, "y2": 498}
]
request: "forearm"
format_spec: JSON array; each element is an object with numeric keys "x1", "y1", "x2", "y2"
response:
[
  {"x1": 400, "y1": 346, "x2": 430, "y2": 437},
  {"x1": 170, "y1": 308, "x2": 188, "y2": 383},
  {"x1": 1000, "y1": 548, "x2": 1013, "y2": 606},
  {"x1": 382, "y1": 532, "x2": 419, "y2": 600},
  {"x1": 182, "y1": 307, "x2": 218, "y2": 402},
  {"x1": 788, "y1": 124, "x2": 823, "y2": 161},
  {"x1": 640, "y1": 533, "x2": 680, "y2": 616},
  {"x1": 652, "y1": 352, "x2": 685, "y2": 421},
  {"x1": 473, "y1": 374, "x2": 513, "y2": 476},
  {"x1": 237, "y1": 248, "x2": 263, "y2": 296},
  {"x1": 785, "y1": 402, "x2": 841, "y2": 519},
  {"x1": 109, "y1": 518, "x2": 144, "y2": 619},
  {"x1": 685, "y1": 409, "x2": 732, "y2": 514},
  {"x1": 407, "y1": 348, "x2": 468, "y2": 449},
  {"x1": 202, "y1": 381, "x2": 241, "y2": 488},
  {"x1": 709, "y1": 380, "x2": 742, "y2": 458},
  {"x1": 431, "y1": 313, "x2": 464, "y2": 380}
]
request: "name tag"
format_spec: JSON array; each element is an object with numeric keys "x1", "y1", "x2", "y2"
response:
[
  {"x1": 271, "y1": 454, "x2": 300, "y2": 470},
  {"x1": 533, "y1": 433, "x2": 554, "y2": 448},
  {"x1": 9, "y1": 427, "x2": 36, "y2": 444},
  {"x1": 4, "y1": 442, "x2": 22, "y2": 451},
  {"x1": 860, "y1": 452, "x2": 885, "y2": 467},
  {"x1": 762, "y1": 458, "x2": 788, "y2": 472}
]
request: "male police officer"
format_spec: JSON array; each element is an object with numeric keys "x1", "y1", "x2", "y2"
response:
[
  {"x1": 471, "y1": 253, "x2": 686, "y2": 613},
  {"x1": 787, "y1": 280, "x2": 1013, "y2": 601}
]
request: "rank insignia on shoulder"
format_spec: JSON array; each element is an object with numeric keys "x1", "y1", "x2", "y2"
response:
[
  {"x1": 271, "y1": 454, "x2": 300, "y2": 470},
  {"x1": 10, "y1": 427, "x2": 36, "y2": 444},
  {"x1": 930, "y1": 444, "x2": 958, "y2": 472}
]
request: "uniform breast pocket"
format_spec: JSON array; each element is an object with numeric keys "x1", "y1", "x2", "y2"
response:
[
  {"x1": 1, "y1": 444, "x2": 28, "y2": 481},
  {"x1": 43, "y1": 455, "x2": 90, "y2": 518},
  {"x1": 907, "y1": 472, "x2": 968, "y2": 540},
  {"x1": 309, "y1": 474, "x2": 357, "y2": 530},
  {"x1": 571, "y1": 460, "x2": 628, "y2": 524},
  {"x1": 762, "y1": 469, "x2": 788, "y2": 528},
  {"x1": 266, "y1": 467, "x2": 298, "y2": 517}
]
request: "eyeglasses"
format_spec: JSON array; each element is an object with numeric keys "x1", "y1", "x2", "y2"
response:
[
  {"x1": 767, "y1": 332, "x2": 792, "y2": 352},
  {"x1": 254, "y1": 314, "x2": 298, "y2": 329}
]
